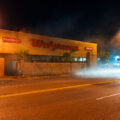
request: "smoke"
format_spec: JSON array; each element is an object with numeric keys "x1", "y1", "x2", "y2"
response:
[
  {"x1": 33, "y1": 13, "x2": 82, "y2": 39},
  {"x1": 110, "y1": 30, "x2": 120, "y2": 48},
  {"x1": 75, "y1": 64, "x2": 120, "y2": 78},
  {"x1": 74, "y1": 30, "x2": 120, "y2": 79},
  {"x1": 108, "y1": 30, "x2": 120, "y2": 54}
]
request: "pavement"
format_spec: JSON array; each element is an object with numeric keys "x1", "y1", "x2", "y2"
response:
[
  {"x1": 0, "y1": 76, "x2": 119, "y2": 119},
  {"x1": 0, "y1": 74, "x2": 71, "y2": 81}
]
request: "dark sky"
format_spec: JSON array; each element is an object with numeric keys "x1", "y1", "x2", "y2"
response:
[{"x1": 0, "y1": 0, "x2": 120, "y2": 41}]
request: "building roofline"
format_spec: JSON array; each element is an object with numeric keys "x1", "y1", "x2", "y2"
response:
[{"x1": 0, "y1": 29, "x2": 97, "y2": 46}]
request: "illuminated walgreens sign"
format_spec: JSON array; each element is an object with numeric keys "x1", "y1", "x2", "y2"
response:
[
  {"x1": 85, "y1": 47, "x2": 93, "y2": 51},
  {"x1": 2, "y1": 37, "x2": 21, "y2": 43},
  {"x1": 31, "y1": 39, "x2": 79, "y2": 51}
]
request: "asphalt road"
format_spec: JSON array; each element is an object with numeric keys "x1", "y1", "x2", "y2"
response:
[{"x1": 0, "y1": 76, "x2": 120, "y2": 120}]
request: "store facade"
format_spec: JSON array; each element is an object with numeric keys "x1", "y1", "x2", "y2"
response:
[{"x1": 0, "y1": 29, "x2": 97, "y2": 76}]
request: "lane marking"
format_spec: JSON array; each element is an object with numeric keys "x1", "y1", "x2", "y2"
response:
[
  {"x1": 96, "y1": 92, "x2": 120, "y2": 100},
  {"x1": 0, "y1": 80, "x2": 117, "y2": 99}
]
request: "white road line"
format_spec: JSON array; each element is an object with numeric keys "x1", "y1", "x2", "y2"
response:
[{"x1": 96, "y1": 93, "x2": 120, "y2": 100}]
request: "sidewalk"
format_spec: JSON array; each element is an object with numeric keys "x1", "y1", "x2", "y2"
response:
[{"x1": 0, "y1": 74, "x2": 71, "y2": 81}]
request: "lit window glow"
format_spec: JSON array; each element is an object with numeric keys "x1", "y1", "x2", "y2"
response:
[
  {"x1": 79, "y1": 58, "x2": 83, "y2": 61},
  {"x1": 83, "y1": 58, "x2": 86, "y2": 62},
  {"x1": 74, "y1": 58, "x2": 78, "y2": 61}
]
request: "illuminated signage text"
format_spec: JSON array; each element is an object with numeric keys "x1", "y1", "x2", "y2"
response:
[
  {"x1": 3, "y1": 37, "x2": 21, "y2": 43},
  {"x1": 85, "y1": 47, "x2": 93, "y2": 51},
  {"x1": 31, "y1": 39, "x2": 79, "y2": 51}
]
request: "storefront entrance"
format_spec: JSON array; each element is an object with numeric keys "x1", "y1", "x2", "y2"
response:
[
  {"x1": 5, "y1": 60, "x2": 17, "y2": 75},
  {"x1": 86, "y1": 52, "x2": 90, "y2": 67}
]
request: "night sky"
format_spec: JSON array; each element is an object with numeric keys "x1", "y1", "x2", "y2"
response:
[{"x1": 0, "y1": 0, "x2": 120, "y2": 43}]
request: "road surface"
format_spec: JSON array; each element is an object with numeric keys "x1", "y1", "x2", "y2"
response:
[{"x1": 0, "y1": 76, "x2": 120, "y2": 120}]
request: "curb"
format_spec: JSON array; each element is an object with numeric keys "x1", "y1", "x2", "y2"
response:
[{"x1": 0, "y1": 74, "x2": 71, "y2": 81}]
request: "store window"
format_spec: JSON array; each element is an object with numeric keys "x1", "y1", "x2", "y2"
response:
[
  {"x1": 78, "y1": 57, "x2": 87, "y2": 62},
  {"x1": 83, "y1": 58, "x2": 87, "y2": 62},
  {"x1": 74, "y1": 58, "x2": 78, "y2": 62},
  {"x1": 30, "y1": 55, "x2": 87, "y2": 63}
]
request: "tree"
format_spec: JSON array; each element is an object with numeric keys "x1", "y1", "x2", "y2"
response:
[
  {"x1": 63, "y1": 49, "x2": 78, "y2": 62},
  {"x1": 86, "y1": 38, "x2": 107, "y2": 51},
  {"x1": 15, "y1": 48, "x2": 30, "y2": 75},
  {"x1": 98, "y1": 50, "x2": 110, "y2": 63},
  {"x1": 63, "y1": 49, "x2": 78, "y2": 74},
  {"x1": 63, "y1": 52, "x2": 71, "y2": 62},
  {"x1": 86, "y1": 38, "x2": 110, "y2": 63}
]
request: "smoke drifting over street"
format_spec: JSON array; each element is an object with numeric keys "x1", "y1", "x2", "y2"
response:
[{"x1": 75, "y1": 64, "x2": 120, "y2": 79}]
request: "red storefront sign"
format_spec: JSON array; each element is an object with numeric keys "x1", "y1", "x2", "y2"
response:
[
  {"x1": 2, "y1": 37, "x2": 21, "y2": 43},
  {"x1": 85, "y1": 47, "x2": 93, "y2": 51},
  {"x1": 31, "y1": 39, "x2": 79, "y2": 51}
]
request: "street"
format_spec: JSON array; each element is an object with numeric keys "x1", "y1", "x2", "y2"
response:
[{"x1": 0, "y1": 76, "x2": 120, "y2": 120}]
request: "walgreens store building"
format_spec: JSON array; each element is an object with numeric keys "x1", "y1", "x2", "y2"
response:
[{"x1": 0, "y1": 29, "x2": 97, "y2": 76}]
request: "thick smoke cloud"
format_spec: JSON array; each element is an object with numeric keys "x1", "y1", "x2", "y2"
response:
[
  {"x1": 109, "y1": 30, "x2": 120, "y2": 53},
  {"x1": 38, "y1": 14, "x2": 80, "y2": 38},
  {"x1": 110, "y1": 30, "x2": 120, "y2": 47}
]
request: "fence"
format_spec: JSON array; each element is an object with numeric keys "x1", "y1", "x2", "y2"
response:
[{"x1": 21, "y1": 62, "x2": 86, "y2": 76}]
